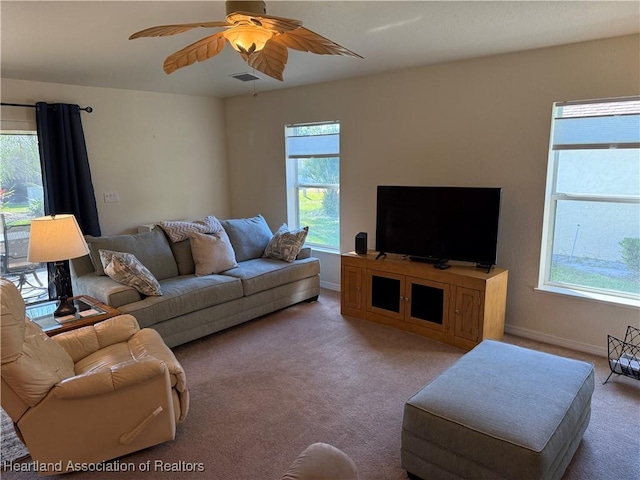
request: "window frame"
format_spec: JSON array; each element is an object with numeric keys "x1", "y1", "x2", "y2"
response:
[
  {"x1": 0, "y1": 126, "x2": 50, "y2": 305},
  {"x1": 285, "y1": 121, "x2": 341, "y2": 252},
  {"x1": 537, "y1": 96, "x2": 640, "y2": 308}
]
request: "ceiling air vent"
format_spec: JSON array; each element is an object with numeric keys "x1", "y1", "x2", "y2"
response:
[{"x1": 230, "y1": 72, "x2": 260, "y2": 82}]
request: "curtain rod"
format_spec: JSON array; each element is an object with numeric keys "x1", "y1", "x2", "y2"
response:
[{"x1": 1, "y1": 102, "x2": 93, "y2": 113}]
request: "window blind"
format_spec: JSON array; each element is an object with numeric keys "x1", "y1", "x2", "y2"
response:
[
  {"x1": 552, "y1": 97, "x2": 640, "y2": 150},
  {"x1": 286, "y1": 134, "x2": 339, "y2": 157}
]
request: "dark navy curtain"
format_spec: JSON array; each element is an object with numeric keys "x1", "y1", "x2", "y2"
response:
[
  {"x1": 35, "y1": 102, "x2": 101, "y2": 236},
  {"x1": 35, "y1": 102, "x2": 101, "y2": 300}
]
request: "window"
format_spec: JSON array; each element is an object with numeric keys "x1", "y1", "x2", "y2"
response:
[
  {"x1": 539, "y1": 97, "x2": 640, "y2": 306},
  {"x1": 0, "y1": 130, "x2": 48, "y2": 304},
  {"x1": 285, "y1": 121, "x2": 340, "y2": 251}
]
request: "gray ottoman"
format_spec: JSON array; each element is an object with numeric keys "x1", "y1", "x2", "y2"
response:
[{"x1": 402, "y1": 340, "x2": 594, "y2": 480}]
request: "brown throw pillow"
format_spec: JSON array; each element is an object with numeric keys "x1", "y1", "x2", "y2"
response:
[{"x1": 264, "y1": 224, "x2": 309, "y2": 263}]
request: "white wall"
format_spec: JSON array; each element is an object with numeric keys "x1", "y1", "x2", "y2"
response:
[
  {"x1": 2, "y1": 36, "x2": 637, "y2": 354},
  {"x1": 1, "y1": 78, "x2": 229, "y2": 234},
  {"x1": 224, "y1": 35, "x2": 640, "y2": 354}
]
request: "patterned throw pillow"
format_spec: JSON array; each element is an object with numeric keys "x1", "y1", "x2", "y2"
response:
[
  {"x1": 189, "y1": 231, "x2": 238, "y2": 276},
  {"x1": 264, "y1": 224, "x2": 309, "y2": 263},
  {"x1": 99, "y1": 249, "x2": 163, "y2": 296},
  {"x1": 158, "y1": 215, "x2": 223, "y2": 243}
]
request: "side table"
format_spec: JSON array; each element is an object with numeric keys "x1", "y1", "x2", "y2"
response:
[{"x1": 26, "y1": 295, "x2": 121, "y2": 336}]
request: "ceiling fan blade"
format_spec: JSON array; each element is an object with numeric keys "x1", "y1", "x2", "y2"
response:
[
  {"x1": 226, "y1": 12, "x2": 302, "y2": 33},
  {"x1": 129, "y1": 21, "x2": 231, "y2": 40},
  {"x1": 163, "y1": 32, "x2": 227, "y2": 74},
  {"x1": 273, "y1": 27, "x2": 362, "y2": 58},
  {"x1": 243, "y1": 40, "x2": 288, "y2": 81}
]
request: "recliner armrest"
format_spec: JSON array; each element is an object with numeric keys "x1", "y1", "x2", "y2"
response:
[
  {"x1": 127, "y1": 328, "x2": 187, "y2": 393},
  {"x1": 53, "y1": 357, "x2": 166, "y2": 399}
]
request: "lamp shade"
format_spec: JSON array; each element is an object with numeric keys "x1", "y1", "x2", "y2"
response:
[{"x1": 27, "y1": 214, "x2": 90, "y2": 263}]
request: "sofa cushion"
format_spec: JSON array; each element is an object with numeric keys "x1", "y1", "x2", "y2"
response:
[
  {"x1": 117, "y1": 275, "x2": 244, "y2": 328},
  {"x1": 220, "y1": 215, "x2": 273, "y2": 262},
  {"x1": 100, "y1": 250, "x2": 163, "y2": 296},
  {"x1": 223, "y1": 257, "x2": 321, "y2": 296},
  {"x1": 264, "y1": 224, "x2": 309, "y2": 263},
  {"x1": 86, "y1": 227, "x2": 178, "y2": 280},
  {"x1": 189, "y1": 231, "x2": 238, "y2": 276},
  {"x1": 166, "y1": 239, "x2": 195, "y2": 276}
]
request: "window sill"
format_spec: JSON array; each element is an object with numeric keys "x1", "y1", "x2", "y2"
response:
[
  {"x1": 535, "y1": 284, "x2": 640, "y2": 309},
  {"x1": 307, "y1": 245, "x2": 340, "y2": 256}
]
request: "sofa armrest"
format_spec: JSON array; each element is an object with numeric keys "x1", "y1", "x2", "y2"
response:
[
  {"x1": 53, "y1": 358, "x2": 166, "y2": 399},
  {"x1": 296, "y1": 247, "x2": 312, "y2": 260},
  {"x1": 73, "y1": 272, "x2": 141, "y2": 308},
  {"x1": 70, "y1": 254, "x2": 95, "y2": 279}
]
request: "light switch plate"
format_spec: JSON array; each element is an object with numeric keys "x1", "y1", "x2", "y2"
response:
[{"x1": 103, "y1": 192, "x2": 119, "y2": 203}]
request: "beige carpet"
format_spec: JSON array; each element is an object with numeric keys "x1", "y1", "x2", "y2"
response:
[
  {"x1": 1, "y1": 408, "x2": 29, "y2": 463},
  {"x1": 2, "y1": 289, "x2": 639, "y2": 479}
]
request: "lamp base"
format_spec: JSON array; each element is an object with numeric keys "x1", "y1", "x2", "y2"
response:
[
  {"x1": 53, "y1": 296, "x2": 76, "y2": 317},
  {"x1": 52, "y1": 260, "x2": 76, "y2": 317}
]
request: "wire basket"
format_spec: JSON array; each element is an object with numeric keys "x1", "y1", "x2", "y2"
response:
[{"x1": 604, "y1": 325, "x2": 640, "y2": 384}]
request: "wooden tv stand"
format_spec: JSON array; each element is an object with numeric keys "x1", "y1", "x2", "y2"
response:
[{"x1": 341, "y1": 251, "x2": 508, "y2": 350}]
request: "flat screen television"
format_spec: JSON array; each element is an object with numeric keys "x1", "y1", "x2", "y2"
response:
[{"x1": 375, "y1": 186, "x2": 502, "y2": 267}]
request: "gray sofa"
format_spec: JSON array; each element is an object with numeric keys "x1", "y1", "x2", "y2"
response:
[{"x1": 70, "y1": 215, "x2": 320, "y2": 348}]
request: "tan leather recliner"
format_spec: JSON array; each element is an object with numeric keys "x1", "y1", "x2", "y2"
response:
[{"x1": 0, "y1": 278, "x2": 189, "y2": 475}]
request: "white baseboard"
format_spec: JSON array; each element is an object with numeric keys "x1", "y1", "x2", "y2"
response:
[
  {"x1": 505, "y1": 324, "x2": 607, "y2": 358},
  {"x1": 320, "y1": 280, "x2": 340, "y2": 291}
]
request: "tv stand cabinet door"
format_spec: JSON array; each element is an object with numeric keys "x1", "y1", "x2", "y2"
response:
[
  {"x1": 341, "y1": 264, "x2": 365, "y2": 318},
  {"x1": 405, "y1": 277, "x2": 451, "y2": 335},
  {"x1": 453, "y1": 287, "x2": 481, "y2": 344},
  {"x1": 366, "y1": 270, "x2": 405, "y2": 321}
]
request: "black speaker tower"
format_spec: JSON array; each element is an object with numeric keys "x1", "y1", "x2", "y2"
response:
[{"x1": 355, "y1": 232, "x2": 368, "y2": 254}]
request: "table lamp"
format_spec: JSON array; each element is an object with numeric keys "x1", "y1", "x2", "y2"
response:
[{"x1": 27, "y1": 214, "x2": 90, "y2": 317}]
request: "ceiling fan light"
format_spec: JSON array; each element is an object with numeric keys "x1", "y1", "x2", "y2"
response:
[{"x1": 224, "y1": 26, "x2": 273, "y2": 53}]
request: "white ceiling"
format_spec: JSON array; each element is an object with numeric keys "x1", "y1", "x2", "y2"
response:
[{"x1": 2, "y1": 1, "x2": 639, "y2": 99}]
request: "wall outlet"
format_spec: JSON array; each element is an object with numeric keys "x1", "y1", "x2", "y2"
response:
[{"x1": 103, "y1": 192, "x2": 120, "y2": 203}]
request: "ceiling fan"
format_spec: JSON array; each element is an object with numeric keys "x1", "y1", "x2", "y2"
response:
[{"x1": 129, "y1": 0, "x2": 362, "y2": 81}]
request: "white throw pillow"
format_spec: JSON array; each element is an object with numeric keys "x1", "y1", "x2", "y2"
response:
[{"x1": 189, "y1": 231, "x2": 238, "y2": 276}]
